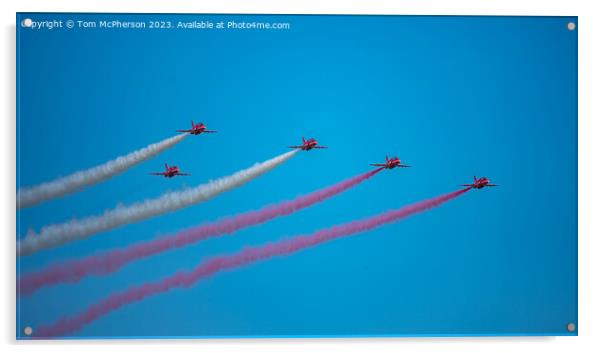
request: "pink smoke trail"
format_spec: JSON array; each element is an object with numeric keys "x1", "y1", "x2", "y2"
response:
[
  {"x1": 20, "y1": 168, "x2": 383, "y2": 296},
  {"x1": 33, "y1": 187, "x2": 470, "y2": 338}
]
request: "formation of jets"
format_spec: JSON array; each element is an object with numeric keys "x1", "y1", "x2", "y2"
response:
[{"x1": 157, "y1": 121, "x2": 498, "y2": 190}]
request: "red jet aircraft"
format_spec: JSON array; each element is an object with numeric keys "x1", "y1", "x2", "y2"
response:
[
  {"x1": 462, "y1": 176, "x2": 497, "y2": 189},
  {"x1": 289, "y1": 137, "x2": 327, "y2": 151},
  {"x1": 370, "y1": 156, "x2": 410, "y2": 169},
  {"x1": 177, "y1": 120, "x2": 217, "y2": 135},
  {"x1": 149, "y1": 164, "x2": 191, "y2": 178}
]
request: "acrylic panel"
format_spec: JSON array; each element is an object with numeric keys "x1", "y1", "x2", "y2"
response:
[{"x1": 16, "y1": 13, "x2": 578, "y2": 339}]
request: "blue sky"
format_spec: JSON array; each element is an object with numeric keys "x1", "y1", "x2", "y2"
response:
[{"x1": 17, "y1": 14, "x2": 577, "y2": 338}]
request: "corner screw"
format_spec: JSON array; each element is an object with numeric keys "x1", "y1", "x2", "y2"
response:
[
  {"x1": 23, "y1": 326, "x2": 33, "y2": 336},
  {"x1": 567, "y1": 22, "x2": 576, "y2": 31}
]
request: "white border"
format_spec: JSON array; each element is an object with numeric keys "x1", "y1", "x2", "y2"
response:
[{"x1": 3, "y1": 1, "x2": 601, "y2": 352}]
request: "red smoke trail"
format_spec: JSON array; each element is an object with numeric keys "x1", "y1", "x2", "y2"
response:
[
  {"x1": 20, "y1": 168, "x2": 383, "y2": 296},
  {"x1": 33, "y1": 187, "x2": 470, "y2": 338}
]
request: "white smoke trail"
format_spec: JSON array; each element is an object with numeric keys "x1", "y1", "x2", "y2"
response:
[
  {"x1": 17, "y1": 134, "x2": 188, "y2": 209},
  {"x1": 17, "y1": 150, "x2": 298, "y2": 256}
]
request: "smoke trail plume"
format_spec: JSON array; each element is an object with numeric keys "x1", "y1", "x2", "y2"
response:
[
  {"x1": 19, "y1": 168, "x2": 383, "y2": 295},
  {"x1": 33, "y1": 187, "x2": 470, "y2": 337},
  {"x1": 18, "y1": 150, "x2": 298, "y2": 257},
  {"x1": 17, "y1": 134, "x2": 188, "y2": 209}
]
